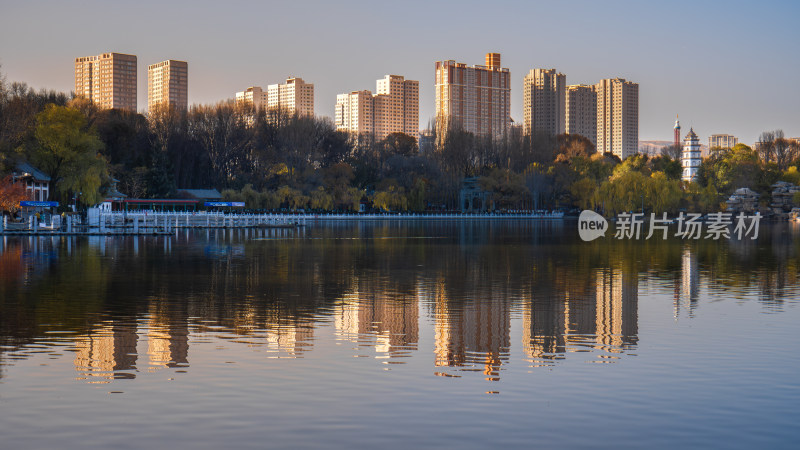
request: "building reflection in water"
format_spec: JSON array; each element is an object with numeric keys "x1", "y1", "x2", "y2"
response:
[
  {"x1": 74, "y1": 322, "x2": 138, "y2": 383},
  {"x1": 4, "y1": 224, "x2": 799, "y2": 391},
  {"x1": 334, "y1": 281, "x2": 419, "y2": 360},
  {"x1": 146, "y1": 301, "x2": 189, "y2": 371},
  {"x1": 522, "y1": 267, "x2": 638, "y2": 365},
  {"x1": 262, "y1": 319, "x2": 315, "y2": 357},
  {"x1": 674, "y1": 246, "x2": 699, "y2": 319},
  {"x1": 431, "y1": 278, "x2": 511, "y2": 381},
  {"x1": 74, "y1": 301, "x2": 190, "y2": 382}
]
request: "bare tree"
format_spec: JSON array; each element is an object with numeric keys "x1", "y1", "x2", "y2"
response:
[
  {"x1": 757, "y1": 129, "x2": 797, "y2": 170},
  {"x1": 188, "y1": 102, "x2": 252, "y2": 188},
  {"x1": 660, "y1": 144, "x2": 682, "y2": 161}
]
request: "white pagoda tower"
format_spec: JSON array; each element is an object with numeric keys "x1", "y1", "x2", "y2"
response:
[{"x1": 682, "y1": 128, "x2": 701, "y2": 182}]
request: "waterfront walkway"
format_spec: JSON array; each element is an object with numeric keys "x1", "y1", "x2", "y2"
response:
[{"x1": 1, "y1": 210, "x2": 565, "y2": 235}]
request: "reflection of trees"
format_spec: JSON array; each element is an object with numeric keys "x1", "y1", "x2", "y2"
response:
[
  {"x1": 0, "y1": 237, "x2": 112, "y2": 365},
  {"x1": 1, "y1": 222, "x2": 800, "y2": 382}
]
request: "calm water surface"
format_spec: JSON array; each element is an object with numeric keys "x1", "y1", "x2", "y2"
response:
[{"x1": 1, "y1": 220, "x2": 799, "y2": 449}]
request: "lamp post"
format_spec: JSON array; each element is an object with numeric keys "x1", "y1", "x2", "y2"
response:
[{"x1": 72, "y1": 192, "x2": 82, "y2": 212}]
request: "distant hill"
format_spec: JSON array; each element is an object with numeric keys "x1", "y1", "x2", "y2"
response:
[{"x1": 639, "y1": 140, "x2": 709, "y2": 157}]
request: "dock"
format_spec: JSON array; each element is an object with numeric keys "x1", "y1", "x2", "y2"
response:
[{"x1": 1, "y1": 211, "x2": 304, "y2": 236}]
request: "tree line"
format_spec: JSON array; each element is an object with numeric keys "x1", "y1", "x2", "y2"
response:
[{"x1": 2, "y1": 70, "x2": 799, "y2": 214}]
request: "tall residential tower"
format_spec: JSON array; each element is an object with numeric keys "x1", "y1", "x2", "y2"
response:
[
  {"x1": 267, "y1": 77, "x2": 314, "y2": 116},
  {"x1": 335, "y1": 75, "x2": 419, "y2": 141},
  {"x1": 74, "y1": 52, "x2": 137, "y2": 112},
  {"x1": 235, "y1": 86, "x2": 267, "y2": 110},
  {"x1": 236, "y1": 77, "x2": 315, "y2": 116},
  {"x1": 147, "y1": 60, "x2": 188, "y2": 111},
  {"x1": 565, "y1": 84, "x2": 597, "y2": 145},
  {"x1": 595, "y1": 78, "x2": 639, "y2": 159},
  {"x1": 434, "y1": 53, "x2": 511, "y2": 138},
  {"x1": 523, "y1": 68, "x2": 565, "y2": 137}
]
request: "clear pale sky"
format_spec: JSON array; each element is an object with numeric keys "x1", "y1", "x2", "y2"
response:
[{"x1": 1, "y1": 0, "x2": 798, "y2": 145}]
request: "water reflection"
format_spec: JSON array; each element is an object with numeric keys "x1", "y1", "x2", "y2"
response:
[
  {"x1": 522, "y1": 267, "x2": 638, "y2": 366},
  {"x1": 74, "y1": 322, "x2": 138, "y2": 382},
  {"x1": 432, "y1": 279, "x2": 511, "y2": 380},
  {"x1": 1, "y1": 222, "x2": 799, "y2": 387},
  {"x1": 334, "y1": 285, "x2": 419, "y2": 357}
]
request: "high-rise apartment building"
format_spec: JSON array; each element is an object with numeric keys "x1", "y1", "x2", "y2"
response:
[
  {"x1": 74, "y1": 52, "x2": 137, "y2": 112},
  {"x1": 565, "y1": 84, "x2": 597, "y2": 145},
  {"x1": 374, "y1": 75, "x2": 419, "y2": 140},
  {"x1": 708, "y1": 134, "x2": 738, "y2": 149},
  {"x1": 147, "y1": 60, "x2": 188, "y2": 111},
  {"x1": 335, "y1": 75, "x2": 419, "y2": 141},
  {"x1": 595, "y1": 78, "x2": 639, "y2": 159},
  {"x1": 236, "y1": 78, "x2": 314, "y2": 116},
  {"x1": 267, "y1": 77, "x2": 314, "y2": 116},
  {"x1": 523, "y1": 69, "x2": 566, "y2": 137},
  {"x1": 435, "y1": 53, "x2": 511, "y2": 138},
  {"x1": 235, "y1": 86, "x2": 268, "y2": 110},
  {"x1": 335, "y1": 90, "x2": 373, "y2": 136}
]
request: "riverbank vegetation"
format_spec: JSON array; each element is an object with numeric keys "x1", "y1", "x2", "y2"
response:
[{"x1": 1, "y1": 72, "x2": 799, "y2": 213}]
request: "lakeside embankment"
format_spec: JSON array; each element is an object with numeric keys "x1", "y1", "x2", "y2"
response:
[{"x1": 0, "y1": 210, "x2": 566, "y2": 235}]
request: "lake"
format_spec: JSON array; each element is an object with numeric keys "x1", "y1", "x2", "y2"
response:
[{"x1": 1, "y1": 220, "x2": 799, "y2": 449}]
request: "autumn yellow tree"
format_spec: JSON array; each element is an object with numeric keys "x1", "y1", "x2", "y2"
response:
[{"x1": 22, "y1": 104, "x2": 107, "y2": 207}]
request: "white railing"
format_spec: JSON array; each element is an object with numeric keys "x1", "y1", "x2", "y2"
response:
[
  {"x1": 2, "y1": 210, "x2": 566, "y2": 234},
  {"x1": 98, "y1": 210, "x2": 564, "y2": 227}
]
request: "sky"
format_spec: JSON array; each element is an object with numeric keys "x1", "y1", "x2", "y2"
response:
[{"x1": 1, "y1": 0, "x2": 798, "y2": 145}]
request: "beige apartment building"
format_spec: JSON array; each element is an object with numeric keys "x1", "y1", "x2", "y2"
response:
[
  {"x1": 435, "y1": 53, "x2": 511, "y2": 138},
  {"x1": 708, "y1": 134, "x2": 738, "y2": 149},
  {"x1": 235, "y1": 86, "x2": 268, "y2": 110},
  {"x1": 147, "y1": 60, "x2": 188, "y2": 111},
  {"x1": 74, "y1": 52, "x2": 137, "y2": 112},
  {"x1": 595, "y1": 78, "x2": 639, "y2": 159},
  {"x1": 267, "y1": 77, "x2": 314, "y2": 116},
  {"x1": 335, "y1": 90, "x2": 374, "y2": 136},
  {"x1": 565, "y1": 84, "x2": 598, "y2": 145},
  {"x1": 335, "y1": 75, "x2": 419, "y2": 141},
  {"x1": 523, "y1": 68, "x2": 566, "y2": 137}
]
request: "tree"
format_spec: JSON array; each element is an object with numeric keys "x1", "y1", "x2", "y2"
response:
[
  {"x1": 0, "y1": 175, "x2": 27, "y2": 213},
  {"x1": 555, "y1": 133, "x2": 595, "y2": 161},
  {"x1": 660, "y1": 144, "x2": 682, "y2": 161},
  {"x1": 780, "y1": 166, "x2": 800, "y2": 185},
  {"x1": 408, "y1": 178, "x2": 427, "y2": 212},
  {"x1": 187, "y1": 102, "x2": 250, "y2": 188},
  {"x1": 757, "y1": 130, "x2": 799, "y2": 171},
  {"x1": 310, "y1": 186, "x2": 334, "y2": 211},
  {"x1": 372, "y1": 181, "x2": 408, "y2": 212},
  {"x1": 569, "y1": 177, "x2": 597, "y2": 210},
  {"x1": 703, "y1": 144, "x2": 768, "y2": 194},
  {"x1": 380, "y1": 132, "x2": 418, "y2": 157},
  {"x1": 479, "y1": 168, "x2": 531, "y2": 210},
  {"x1": 523, "y1": 163, "x2": 554, "y2": 210},
  {"x1": 276, "y1": 185, "x2": 308, "y2": 211},
  {"x1": 647, "y1": 155, "x2": 682, "y2": 180},
  {"x1": 22, "y1": 104, "x2": 107, "y2": 206}
]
